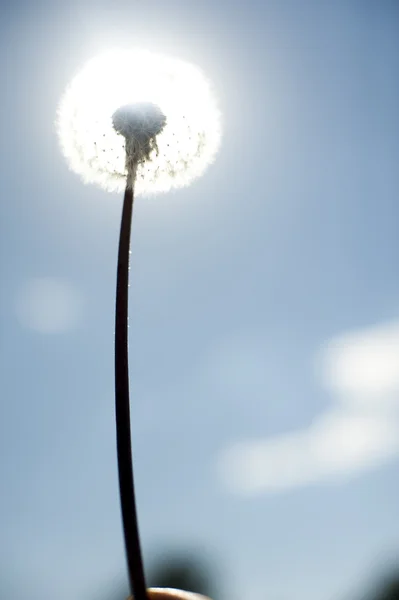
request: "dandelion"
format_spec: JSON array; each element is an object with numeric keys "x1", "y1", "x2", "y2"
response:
[
  {"x1": 56, "y1": 49, "x2": 222, "y2": 600},
  {"x1": 56, "y1": 49, "x2": 221, "y2": 194}
]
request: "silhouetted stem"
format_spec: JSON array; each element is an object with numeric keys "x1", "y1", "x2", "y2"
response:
[{"x1": 115, "y1": 176, "x2": 147, "y2": 600}]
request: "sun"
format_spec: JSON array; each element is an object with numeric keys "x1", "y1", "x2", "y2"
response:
[{"x1": 56, "y1": 49, "x2": 222, "y2": 195}]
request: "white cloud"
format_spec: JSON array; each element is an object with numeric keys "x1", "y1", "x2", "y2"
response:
[
  {"x1": 217, "y1": 320, "x2": 399, "y2": 495},
  {"x1": 16, "y1": 277, "x2": 83, "y2": 334},
  {"x1": 320, "y1": 320, "x2": 399, "y2": 413},
  {"x1": 218, "y1": 410, "x2": 399, "y2": 495}
]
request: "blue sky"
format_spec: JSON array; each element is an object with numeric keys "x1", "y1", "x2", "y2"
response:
[{"x1": 1, "y1": 1, "x2": 399, "y2": 599}]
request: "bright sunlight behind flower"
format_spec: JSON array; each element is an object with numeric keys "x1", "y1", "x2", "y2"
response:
[{"x1": 56, "y1": 49, "x2": 222, "y2": 195}]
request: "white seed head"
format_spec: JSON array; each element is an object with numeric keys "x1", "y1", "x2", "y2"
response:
[{"x1": 56, "y1": 49, "x2": 222, "y2": 195}]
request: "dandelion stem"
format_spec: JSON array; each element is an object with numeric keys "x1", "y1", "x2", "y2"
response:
[{"x1": 115, "y1": 176, "x2": 147, "y2": 600}]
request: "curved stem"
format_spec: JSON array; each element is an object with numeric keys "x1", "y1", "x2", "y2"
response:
[{"x1": 115, "y1": 180, "x2": 147, "y2": 600}]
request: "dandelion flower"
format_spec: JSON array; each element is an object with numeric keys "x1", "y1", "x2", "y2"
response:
[
  {"x1": 56, "y1": 49, "x2": 222, "y2": 600},
  {"x1": 56, "y1": 49, "x2": 222, "y2": 194}
]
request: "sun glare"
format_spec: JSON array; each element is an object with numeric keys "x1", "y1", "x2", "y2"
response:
[{"x1": 56, "y1": 49, "x2": 222, "y2": 195}]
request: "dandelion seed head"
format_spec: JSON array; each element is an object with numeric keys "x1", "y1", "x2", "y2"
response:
[{"x1": 56, "y1": 49, "x2": 222, "y2": 195}]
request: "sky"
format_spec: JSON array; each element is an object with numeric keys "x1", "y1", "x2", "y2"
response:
[{"x1": 1, "y1": 1, "x2": 399, "y2": 599}]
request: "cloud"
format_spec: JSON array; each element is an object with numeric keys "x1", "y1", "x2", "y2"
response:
[
  {"x1": 16, "y1": 277, "x2": 83, "y2": 334},
  {"x1": 321, "y1": 320, "x2": 399, "y2": 412},
  {"x1": 217, "y1": 320, "x2": 399, "y2": 495},
  {"x1": 218, "y1": 410, "x2": 399, "y2": 495}
]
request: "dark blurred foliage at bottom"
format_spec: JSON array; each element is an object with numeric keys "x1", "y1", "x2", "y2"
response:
[
  {"x1": 93, "y1": 548, "x2": 220, "y2": 600},
  {"x1": 2, "y1": 549, "x2": 398, "y2": 600},
  {"x1": 147, "y1": 549, "x2": 218, "y2": 598},
  {"x1": 361, "y1": 571, "x2": 399, "y2": 600}
]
